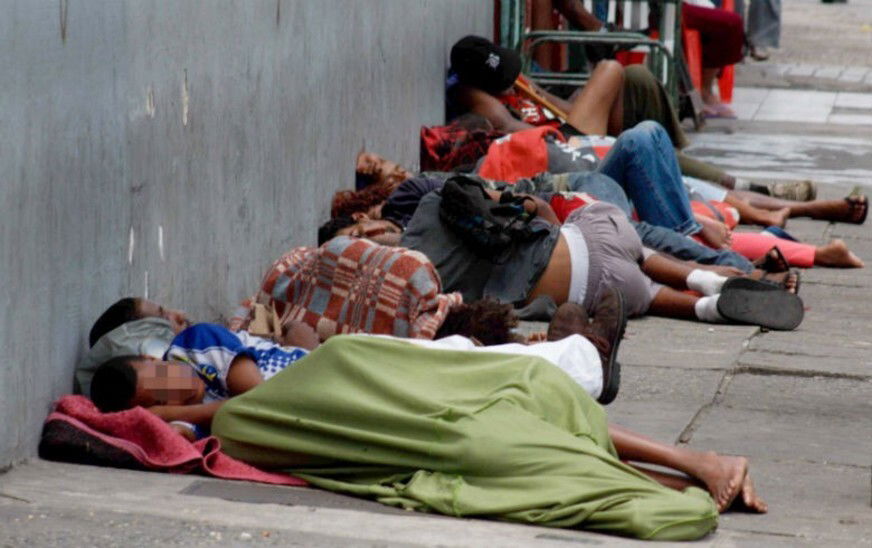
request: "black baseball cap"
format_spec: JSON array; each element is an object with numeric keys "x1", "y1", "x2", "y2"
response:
[{"x1": 450, "y1": 35, "x2": 522, "y2": 94}]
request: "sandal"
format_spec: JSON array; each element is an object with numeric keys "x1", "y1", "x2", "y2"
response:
[
  {"x1": 844, "y1": 193, "x2": 868, "y2": 225},
  {"x1": 760, "y1": 270, "x2": 801, "y2": 295},
  {"x1": 753, "y1": 246, "x2": 790, "y2": 273},
  {"x1": 718, "y1": 278, "x2": 804, "y2": 331}
]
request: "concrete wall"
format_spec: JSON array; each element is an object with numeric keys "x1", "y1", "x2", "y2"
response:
[{"x1": 0, "y1": 0, "x2": 492, "y2": 469}]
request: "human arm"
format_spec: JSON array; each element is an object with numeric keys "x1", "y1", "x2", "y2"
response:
[
  {"x1": 484, "y1": 189, "x2": 560, "y2": 225},
  {"x1": 148, "y1": 401, "x2": 225, "y2": 427},
  {"x1": 225, "y1": 355, "x2": 263, "y2": 396},
  {"x1": 280, "y1": 320, "x2": 320, "y2": 350},
  {"x1": 452, "y1": 85, "x2": 536, "y2": 133},
  {"x1": 552, "y1": 0, "x2": 605, "y2": 31}
]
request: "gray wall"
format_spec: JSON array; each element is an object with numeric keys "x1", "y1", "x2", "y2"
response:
[{"x1": 0, "y1": 0, "x2": 492, "y2": 469}]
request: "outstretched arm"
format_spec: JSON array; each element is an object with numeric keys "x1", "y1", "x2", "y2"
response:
[
  {"x1": 148, "y1": 401, "x2": 225, "y2": 427},
  {"x1": 452, "y1": 85, "x2": 535, "y2": 133},
  {"x1": 552, "y1": 0, "x2": 605, "y2": 31}
]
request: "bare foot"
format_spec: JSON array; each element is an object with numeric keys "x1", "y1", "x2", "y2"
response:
[
  {"x1": 695, "y1": 453, "x2": 748, "y2": 512},
  {"x1": 696, "y1": 215, "x2": 732, "y2": 249},
  {"x1": 758, "y1": 207, "x2": 790, "y2": 228},
  {"x1": 814, "y1": 239, "x2": 865, "y2": 268},
  {"x1": 730, "y1": 472, "x2": 768, "y2": 514},
  {"x1": 280, "y1": 320, "x2": 321, "y2": 350}
]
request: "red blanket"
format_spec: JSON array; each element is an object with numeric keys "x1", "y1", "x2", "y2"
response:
[{"x1": 41, "y1": 395, "x2": 306, "y2": 486}]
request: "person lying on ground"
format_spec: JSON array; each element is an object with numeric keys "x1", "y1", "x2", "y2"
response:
[
  {"x1": 90, "y1": 287, "x2": 634, "y2": 438},
  {"x1": 329, "y1": 122, "x2": 759, "y2": 270},
  {"x1": 229, "y1": 235, "x2": 528, "y2": 345},
  {"x1": 395, "y1": 182, "x2": 804, "y2": 329},
  {"x1": 78, "y1": 296, "x2": 317, "y2": 397},
  {"x1": 446, "y1": 35, "x2": 860, "y2": 207},
  {"x1": 89, "y1": 322, "x2": 313, "y2": 440},
  {"x1": 77, "y1": 297, "x2": 192, "y2": 396},
  {"x1": 210, "y1": 333, "x2": 765, "y2": 541}
]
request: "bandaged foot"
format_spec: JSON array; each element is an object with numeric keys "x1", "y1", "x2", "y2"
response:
[
  {"x1": 686, "y1": 269, "x2": 727, "y2": 296},
  {"x1": 694, "y1": 295, "x2": 725, "y2": 323}
]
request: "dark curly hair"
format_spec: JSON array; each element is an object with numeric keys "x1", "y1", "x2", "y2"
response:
[
  {"x1": 436, "y1": 298, "x2": 519, "y2": 346},
  {"x1": 318, "y1": 216, "x2": 356, "y2": 246},
  {"x1": 330, "y1": 182, "x2": 396, "y2": 219}
]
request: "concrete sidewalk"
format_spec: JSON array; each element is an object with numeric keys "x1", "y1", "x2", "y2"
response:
[
  {"x1": 2, "y1": 196, "x2": 869, "y2": 547},
  {"x1": 3, "y1": 1, "x2": 872, "y2": 546}
]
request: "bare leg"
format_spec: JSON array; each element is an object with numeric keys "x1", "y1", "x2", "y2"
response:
[
  {"x1": 646, "y1": 287, "x2": 699, "y2": 320},
  {"x1": 695, "y1": 213, "x2": 732, "y2": 249},
  {"x1": 566, "y1": 60, "x2": 624, "y2": 136},
  {"x1": 732, "y1": 190, "x2": 863, "y2": 222},
  {"x1": 701, "y1": 68, "x2": 719, "y2": 105},
  {"x1": 609, "y1": 424, "x2": 768, "y2": 513},
  {"x1": 641, "y1": 253, "x2": 694, "y2": 289},
  {"x1": 630, "y1": 464, "x2": 699, "y2": 491},
  {"x1": 723, "y1": 193, "x2": 789, "y2": 228}
]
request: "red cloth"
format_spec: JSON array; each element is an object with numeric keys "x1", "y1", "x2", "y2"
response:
[
  {"x1": 682, "y1": 4, "x2": 745, "y2": 69},
  {"x1": 477, "y1": 126, "x2": 560, "y2": 182},
  {"x1": 549, "y1": 192, "x2": 599, "y2": 223},
  {"x1": 45, "y1": 395, "x2": 306, "y2": 486},
  {"x1": 496, "y1": 75, "x2": 564, "y2": 128},
  {"x1": 419, "y1": 121, "x2": 504, "y2": 171},
  {"x1": 730, "y1": 233, "x2": 816, "y2": 268}
]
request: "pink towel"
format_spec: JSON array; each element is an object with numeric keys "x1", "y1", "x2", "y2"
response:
[{"x1": 44, "y1": 395, "x2": 306, "y2": 486}]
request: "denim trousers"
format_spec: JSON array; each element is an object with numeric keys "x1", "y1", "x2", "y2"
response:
[
  {"x1": 566, "y1": 171, "x2": 754, "y2": 272},
  {"x1": 597, "y1": 121, "x2": 703, "y2": 236}
]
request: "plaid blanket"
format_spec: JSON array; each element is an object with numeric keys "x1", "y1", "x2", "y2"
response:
[{"x1": 232, "y1": 236, "x2": 462, "y2": 340}]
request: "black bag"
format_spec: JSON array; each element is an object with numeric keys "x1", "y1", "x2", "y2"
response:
[{"x1": 438, "y1": 175, "x2": 541, "y2": 263}]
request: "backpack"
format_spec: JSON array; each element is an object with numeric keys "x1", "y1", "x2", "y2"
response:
[{"x1": 438, "y1": 175, "x2": 541, "y2": 263}]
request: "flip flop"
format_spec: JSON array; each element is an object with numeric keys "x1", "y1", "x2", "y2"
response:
[
  {"x1": 753, "y1": 246, "x2": 790, "y2": 273},
  {"x1": 844, "y1": 193, "x2": 868, "y2": 225},
  {"x1": 758, "y1": 269, "x2": 802, "y2": 295},
  {"x1": 718, "y1": 278, "x2": 804, "y2": 331}
]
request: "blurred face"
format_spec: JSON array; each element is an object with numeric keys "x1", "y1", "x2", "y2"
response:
[
  {"x1": 130, "y1": 359, "x2": 206, "y2": 407},
  {"x1": 136, "y1": 299, "x2": 190, "y2": 333},
  {"x1": 356, "y1": 153, "x2": 411, "y2": 184},
  {"x1": 336, "y1": 218, "x2": 401, "y2": 241}
]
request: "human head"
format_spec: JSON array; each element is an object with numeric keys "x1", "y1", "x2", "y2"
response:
[
  {"x1": 435, "y1": 298, "x2": 519, "y2": 345},
  {"x1": 318, "y1": 216, "x2": 402, "y2": 246},
  {"x1": 330, "y1": 183, "x2": 393, "y2": 219},
  {"x1": 89, "y1": 298, "x2": 190, "y2": 347},
  {"x1": 355, "y1": 152, "x2": 412, "y2": 190},
  {"x1": 90, "y1": 355, "x2": 206, "y2": 412},
  {"x1": 450, "y1": 35, "x2": 522, "y2": 95}
]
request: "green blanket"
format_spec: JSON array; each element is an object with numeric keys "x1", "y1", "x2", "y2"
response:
[{"x1": 213, "y1": 336, "x2": 717, "y2": 540}]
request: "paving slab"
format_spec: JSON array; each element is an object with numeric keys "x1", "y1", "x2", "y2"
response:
[
  {"x1": 606, "y1": 367, "x2": 724, "y2": 442},
  {"x1": 716, "y1": 459, "x2": 872, "y2": 544},
  {"x1": 687, "y1": 374, "x2": 872, "y2": 468}
]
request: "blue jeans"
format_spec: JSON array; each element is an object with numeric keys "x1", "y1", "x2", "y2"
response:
[
  {"x1": 566, "y1": 172, "x2": 754, "y2": 272},
  {"x1": 597, "y1": 121, "x2": 703, "y2": 236}
]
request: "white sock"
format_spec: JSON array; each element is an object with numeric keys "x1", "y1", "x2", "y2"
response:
[
  {"x1": 694, "y1": 295, "x2": 725, "y2": 323},
  {"x1": 686, "y1": 269, "x2": 727, "y2": 296}
]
